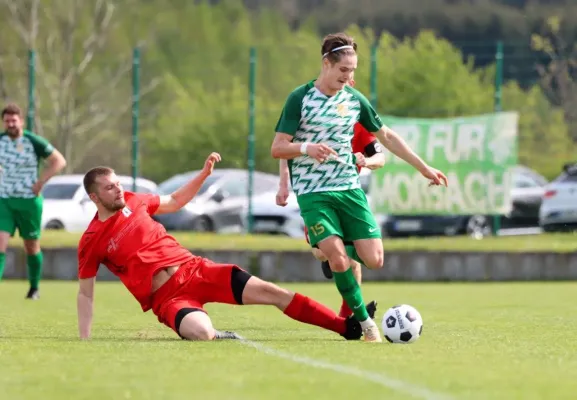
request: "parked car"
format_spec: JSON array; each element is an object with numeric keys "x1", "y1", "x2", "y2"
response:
[
  {"x1": 539, "y1": 163, "x2": 577, "y2": 232},
  {"x1": 41, "y1": 174, "x2": 158, "y2": 232},
  {"x1": 382, "y1": 165, "x2": 547, "y2": 238},
  {"x1": 153, "y1": 169, "x2": 280, "y2": 232}
]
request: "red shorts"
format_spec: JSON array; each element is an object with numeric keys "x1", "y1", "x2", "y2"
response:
[
  {"x1": 304, "y1": 226, "x2": 310, "y2": 244},
  {"x1": 151, "y1": 258, "x2": 251, "y2": 334}
]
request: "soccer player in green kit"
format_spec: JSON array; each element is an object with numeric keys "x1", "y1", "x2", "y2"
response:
[
  {"x1": 0, "y1": 104, "x2": 67, "y2": 299},
  {"x1": 271, "y1": 33, "x2": 448, "y2": 342}
]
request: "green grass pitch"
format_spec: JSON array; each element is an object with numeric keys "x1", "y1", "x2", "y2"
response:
[{"x1": 1, "y1": 280, "x2": 576, "y2": 399}]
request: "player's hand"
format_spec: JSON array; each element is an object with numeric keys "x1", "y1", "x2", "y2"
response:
[
  {"x1": 32, "y1": 180, "x2": 44, "y2": 196},
  {"x1": 420, "y1": 165, "x2": 448, "y2": 187},
  {"x1": 354, "y1": 152, "x2": 366, "y2": 167},
  {"x1": 276, "y1": 185, "x2": 290, "y2": 207},
  {"x1": 306, "y1": 143, "x2": 337, "y2": 163},
  {"x1": 202, "y1": 152, "x2": 221, "y2": 176}
]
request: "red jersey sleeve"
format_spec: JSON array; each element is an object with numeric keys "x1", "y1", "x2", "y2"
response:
[
  {"x1": 352, "y1": 123, "x2": 377, "y2": 154},
  {"x1": 78, "y1": 233, "x2": 100, "y2": 279},
  {"x1": 130, "y1": 192, "x2": 161, "y2": 215}
]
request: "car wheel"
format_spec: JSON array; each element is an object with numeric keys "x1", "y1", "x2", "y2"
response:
[
  {"x1": 190, "y1": 216, "x2": 214, "y2": 232},
  {"x1": 466, "y1": 215, "x2": 492, "y2": 239},
  {"x1": 45, "y1": 220, "x2": 64, "y2": 230}
]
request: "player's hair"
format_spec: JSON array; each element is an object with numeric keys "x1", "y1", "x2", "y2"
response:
[
  {"x1": 321, "y1": 32, "x2": 357, "y2": 64},
  {"x1": 1, "y1": 103, "x2": 22, "y2": 119},
  {"x1": 83, "y1": 166, "x2": 115, "y2": 194}
]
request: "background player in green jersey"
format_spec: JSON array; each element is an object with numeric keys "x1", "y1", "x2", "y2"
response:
[
  {"x1": 271, "y1": 32, "x2": 448, "y2": 342},
  {"x1": 0, "y1": 104, "x2": 67, "y2": 299}
]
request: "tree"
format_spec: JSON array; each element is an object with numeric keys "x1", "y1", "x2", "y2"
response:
[
  {"x1": 0, "y1": 0, "x2": 161, "y2": 172},
  {"x1": 531, "y1": 16, "x2": 577, "y2": 141}
]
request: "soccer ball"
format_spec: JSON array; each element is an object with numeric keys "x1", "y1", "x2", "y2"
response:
[{"x1": 381, "y1": 304, "x2": 423, "y2": 344}]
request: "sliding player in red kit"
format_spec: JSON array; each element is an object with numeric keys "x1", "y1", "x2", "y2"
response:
[
  {"x1": 276, "y1": 79, "x2": 386, "y2": 319},
  {"x1": 77, "y1": 153, "x2": 373, "y2": 341}
]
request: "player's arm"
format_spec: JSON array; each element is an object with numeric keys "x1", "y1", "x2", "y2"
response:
[
  {"x1": 372, "y1": 126, "x2": 428, "y2": 172},
  {"x1": 276, "y1": 159, "x2": 290, "y2": 206},
  {"x1": 361, "y1": 141, "x2": 386, "y2": 170},
  {"x1": 155, "y1": 152, "x2": 221, "y2": 215},
  {"x1": 77, "y1": 277, "x2": 95, "y2": 340},
  {"x1": 39, "y1": 149, "x2": 67, "y2": 186},
  {"x1": 77, "y1": 236, "x2": 100, "y2": 340}
]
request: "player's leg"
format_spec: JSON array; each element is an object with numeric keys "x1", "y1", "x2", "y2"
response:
[
  {"x1": 0, "y1": 198, "x2": 16, "y2": 281},
  {"x1": 239, "y1": 273, "x2": 363, "y2": 340},
  {"x1": 155, "y1": 299, "x2": 239, "y2": 341},
  {"x1": 14, "y1": 197, "x2": 44, "y2": 299},
  {"x1": 338, "y1": 253, "x2": 363, "y2": 318},
  {"x1": 195, "y1": 260, "x2": 364, "y2": 340},
  {"x1": 338, "y1": 189, "x2": 384, "y2": 269}
]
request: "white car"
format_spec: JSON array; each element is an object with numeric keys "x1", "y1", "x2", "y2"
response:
[
  {"x1": 41, "y1": 174, "x2": 157, "y2": 232},
  {"x1": 539, "y1": 163, "x2": 577, "y2": 232},
  {"x1": 249, "y1": 190, "x2": 305, "y2": 238}
]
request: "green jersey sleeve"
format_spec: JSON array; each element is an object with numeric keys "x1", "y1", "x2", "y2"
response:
[
  {"x1": 350, "y1": 88, "x2": 383, "y2": 132},
  {"x1": 25, "y1": 131, "x2": 55, "y2": 159},
  {"x1": 274, "y1": 84, "x2": 308, "y2": 136}
]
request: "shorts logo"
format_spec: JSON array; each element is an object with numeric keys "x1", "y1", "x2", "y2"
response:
[{"x1": 369, "y1": 227, "x2": 377, "y2": 233}]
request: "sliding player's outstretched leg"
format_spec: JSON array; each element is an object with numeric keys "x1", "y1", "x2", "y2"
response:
[{"x1": 240, "y1": 274, "x2": 363, "y2": 340}]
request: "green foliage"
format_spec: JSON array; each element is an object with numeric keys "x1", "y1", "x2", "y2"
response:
[{"x1": 0, "y1": 0, "x2": 572, "y2": 184}]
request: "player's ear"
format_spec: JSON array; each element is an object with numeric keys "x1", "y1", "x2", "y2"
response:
[{"x1": 88, "y1": 192, "x2": 98, "y2": 204}]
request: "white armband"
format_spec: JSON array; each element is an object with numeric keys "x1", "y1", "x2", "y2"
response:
[{"x1": 300, "y1": 142, "x2": 310, "y2": 155}]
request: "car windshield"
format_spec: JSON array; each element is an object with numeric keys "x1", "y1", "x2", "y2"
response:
[
  {"x1": 157, "y1": 174, "x2": 220, "y2": 195},
  {"x1": 41, "y1": 183, "x2": 80, "y2": 199}
]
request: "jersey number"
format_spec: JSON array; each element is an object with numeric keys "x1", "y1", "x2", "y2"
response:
[{"x1": 309, "y1": 223, "x2": 325, "y2": 236}]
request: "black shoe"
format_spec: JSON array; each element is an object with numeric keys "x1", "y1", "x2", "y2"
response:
[
  {"x1": 26, "y1": 287, "x2": 39, "y2": 300},
  {"x1": 321, "y1": 260, "x2": 333, "y2": 279},
  {"x1": 340, "y1": 315, "x2": 362, "y2": 340},
  {"x1": 366, "y1": 300, "x2": 377, "y2": 320},
  {"x1": 214, "y1": 330, "x2": 241, "y2": 340}
]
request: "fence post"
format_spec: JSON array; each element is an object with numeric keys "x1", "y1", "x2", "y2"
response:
[
  {"x1": 370, "y1": 42, "x2": 377, "y2": 109},
  {"x1": 492, "y1": 40, "x2": 504, "y2": 236},
  {"x1": 26, "y1": 49, "x2": 35, "y2": 131},
  {"x1": 131, "y1": 47, "x2": 141, "y2": 192},
  {"x1": 246, "y1": 47, "x2": 257, "y2": 234}
]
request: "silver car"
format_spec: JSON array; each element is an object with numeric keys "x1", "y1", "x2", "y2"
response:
[{"x1": 153, "y1": 169, "x2": 280, "y2": 232}]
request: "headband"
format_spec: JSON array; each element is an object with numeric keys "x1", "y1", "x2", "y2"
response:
[{"x1": 322, "y1": 45, "x2": 354, "y2": 58}]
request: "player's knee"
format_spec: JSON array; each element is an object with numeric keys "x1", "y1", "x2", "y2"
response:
[
  {"x1": 181, "y1": 326, "x2": 215, "y2": 341},
  {"x1": 327, "y1": 254, "x2": 349, "y2": 272},
  {"x1": 23, "y1": 239, "x2": 40, "y2": 255},
  {"x1": 363, "y1": 253, "x2": 384, "y2": 269},
  {"x1": 311, "y1": 248, "x2": 327, "y2": 261}
]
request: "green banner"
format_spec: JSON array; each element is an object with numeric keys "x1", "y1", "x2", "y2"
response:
[{"x1": 370, "y1": 112, "x2": 519, "y2": 215}]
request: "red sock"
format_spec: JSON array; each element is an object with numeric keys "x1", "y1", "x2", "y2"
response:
[
  {"x1": 283, "y1": 293, "x2": 346, "y2": 334},
  {"x1": 338, "y1": 298, "x2": 353, "y2": 318}
]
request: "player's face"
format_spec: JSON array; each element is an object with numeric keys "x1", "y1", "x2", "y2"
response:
[
  {"x1": 323, "y1": 54, "x2": 357, "y2": 92},
  {"x1": 3, "y1": 114, "x2": 23, "y2": 138},
  {"x1": 92, "y1": 173, "x2": 126, "y2": 212}
]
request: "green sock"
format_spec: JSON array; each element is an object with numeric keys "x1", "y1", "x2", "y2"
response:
[
  {"x1": 27, "y1": 252, "x2": 43, "y2": 290},
  {"x1": 333, "y1": 267, "x2": 369, "y2": 322},
  {"x1": 0, "y1": 253, "x2": 5, "y2": 281}
]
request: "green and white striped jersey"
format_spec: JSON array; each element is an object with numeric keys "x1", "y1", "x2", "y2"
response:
[
  {"x1": 0, "y1": 131, "x2": 54, "y2": 198},
  {"x1": 275, "y1": 80, "x2": 383, "y2": 196}
]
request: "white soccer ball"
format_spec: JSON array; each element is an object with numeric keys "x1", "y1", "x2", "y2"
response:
[{"x1": 381, "y1": 304, "x2": 423, "y2": 344}]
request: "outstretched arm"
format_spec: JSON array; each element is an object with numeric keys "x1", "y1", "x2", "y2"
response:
[
  {"x1": 276, "y1": 159, "x2": 290, "y2": 206},
  {"x1": 373, "y1": 126, "x2": 448, "y2": 186},
  {"x1": 154, "y1": 152, "x2": 222, "y2": 215},
  {"x1": 77, "y1": 277, "x2": 95, "y2": 339}
]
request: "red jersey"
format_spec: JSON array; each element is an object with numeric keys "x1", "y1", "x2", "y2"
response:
[
  {"x1": 77, "y1": 192, "x2": 196, "y2": 311},
  {"x1": 351, "y1": 123, "x2": 377, "y2": 173}
]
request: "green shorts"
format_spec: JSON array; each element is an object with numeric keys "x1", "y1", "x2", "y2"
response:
[
  {"x1": 298, "y1": 188, "x2": 381, "y2": 247},
  {"x1": 0, "y1": 196, "x2": 43, "y2": 239}
]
